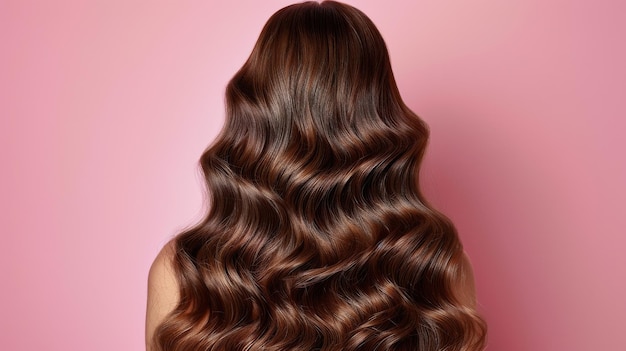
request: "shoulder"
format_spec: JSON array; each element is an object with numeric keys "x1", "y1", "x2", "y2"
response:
[
  {"x1": 455, "y1": 250, "x2": 478, "y2": 308},
  {"x1": 147, "y1": 239, "x2": 179, "y2": 296},
  {"x1": 146, "y1": 240, "x2": 179, "y2": 350}
]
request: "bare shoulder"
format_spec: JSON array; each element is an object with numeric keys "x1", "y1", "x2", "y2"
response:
[
  {"x1": 146, "y1": 240, "x2": 180, "y2": 350},
  {"x1": 456, "y1": 250, "x2": 478, "y2": 308}
]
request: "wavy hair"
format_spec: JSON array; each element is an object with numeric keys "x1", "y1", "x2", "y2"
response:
[{"x1": 152, "y1": 1, "x2": 486, "y2": 350}]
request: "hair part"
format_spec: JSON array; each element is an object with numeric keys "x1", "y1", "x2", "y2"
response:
[{"x1": 153, "y1": 1, "x2": 486, "y2": 350}]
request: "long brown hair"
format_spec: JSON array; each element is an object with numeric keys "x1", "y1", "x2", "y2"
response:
[{"x1": 153, "y1": 1, "x2": 486, "y2": 350}]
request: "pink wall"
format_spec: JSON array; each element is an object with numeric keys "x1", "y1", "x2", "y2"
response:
[{"x1": 2, "y1": 1, "x2": 624, "y2": 350}]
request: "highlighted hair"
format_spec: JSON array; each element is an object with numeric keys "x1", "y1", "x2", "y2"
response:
[{"x1": 153, "y1": 1, "x2": 486, "y2": 350}]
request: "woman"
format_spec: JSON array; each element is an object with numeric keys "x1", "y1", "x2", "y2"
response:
[{"x1": 146, "y1": 1, "x2": 487, "y2": 350}]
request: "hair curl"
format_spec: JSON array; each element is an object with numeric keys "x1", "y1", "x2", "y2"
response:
[{"x1": 152, "y1": 1, "x2": 486, "y2": 350}]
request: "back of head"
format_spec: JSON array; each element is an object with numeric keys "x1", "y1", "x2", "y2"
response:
[
  {"x1": 224, "y1": 1, "x2": 427, "y2": 173},
  {"x1": 153, "y1": 1, "x2": 486, "y2": 350}
]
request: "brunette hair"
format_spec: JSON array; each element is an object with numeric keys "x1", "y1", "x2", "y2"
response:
[{"x1": 153, "y1": 1, "x2": 486, "y2": 350}]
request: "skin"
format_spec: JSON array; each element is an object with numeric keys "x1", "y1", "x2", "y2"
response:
[
  {"x1": 457, "y1": 250, "x2": 479, "y2": 308},
  {"x1": 145, "y1": 240, "x2": 179, "y2": 351}
]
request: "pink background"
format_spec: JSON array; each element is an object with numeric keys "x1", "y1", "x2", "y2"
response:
[{"x1": 2, "y1": 1, "x2": 625, "y2": 350}]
